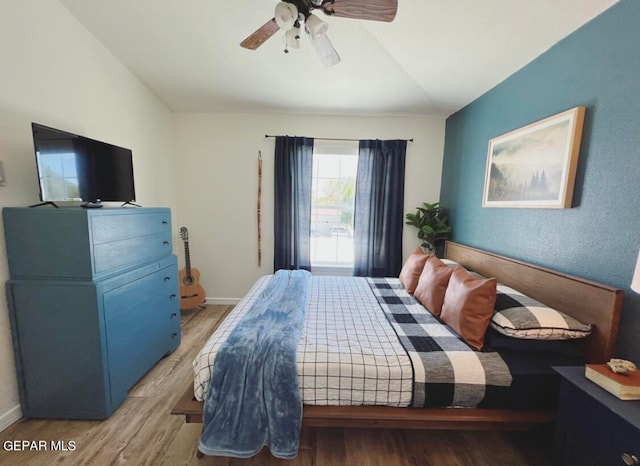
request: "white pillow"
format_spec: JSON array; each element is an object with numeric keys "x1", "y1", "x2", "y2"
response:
[{"x1": 490, "y1": 283, "x2": 592, "y2": 340}]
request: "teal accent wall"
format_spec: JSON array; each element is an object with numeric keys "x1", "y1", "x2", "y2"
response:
[{"x1": 440, "y1": 0, "x2": 640, "y2": 363}]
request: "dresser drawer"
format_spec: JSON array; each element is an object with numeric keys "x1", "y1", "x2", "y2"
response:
[
  {"x1": 103, "y1": 263, "x2": 178, "y2": 321},
  {"x1": 90, "y1": 211, "x2": 171, "y2": 243},
  {"x1": 106, "y1": 313, "x2": 173, "y2": 395},
  {"x1": 93, "y1": 232, "x2": 173, "y2": 275}
]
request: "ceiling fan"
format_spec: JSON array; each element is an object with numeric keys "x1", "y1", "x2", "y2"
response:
[{"x1": 240, "y1": 0, "x2": 398, "y2": 67}]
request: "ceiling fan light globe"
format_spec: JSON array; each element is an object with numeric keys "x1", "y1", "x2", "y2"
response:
[
  {"x1": 274, "y1": 2, "x2": 298, "y2": 30},
  {"x1": 305, "y1": 13, "x2": 328, "y2": 39}
]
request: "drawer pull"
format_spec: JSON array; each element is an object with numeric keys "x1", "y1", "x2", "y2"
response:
[
  {"x1": 170, "y1": 293, "x2": 176, "y2": 299},
  {"x1": 172, "y1": 332, "x2": 178, "y2": 338},
  {"x1": 164, "y1": 276, "x2": 171, "y2": 281},
  {"x1": 163, "y1": 240, "x2": 170, "y2": 245},
  {"x1": 622, "y1": 453, "x2": 639, "y2": 465},
  {"x1": 171, "y1": 312, "x2": 177, "y2": 318},
  {"x1": 162, "y1": 220, "x2": 168, "y2": 225}
]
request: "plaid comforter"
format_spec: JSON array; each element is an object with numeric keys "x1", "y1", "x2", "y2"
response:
[
  {"x1": 368, "y1": 278, "x2": 512, "y2": 408},
  {"x1": 194, "y1": 275, "x2": 513, "y2": 409},
  {"x1": 194, "y1": 275, "x2": 413, "y2": 407}
]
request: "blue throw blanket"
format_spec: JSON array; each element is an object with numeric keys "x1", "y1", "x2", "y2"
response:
[{"x1": 198, "y1": 269, "x2": 311, "y2": 459}]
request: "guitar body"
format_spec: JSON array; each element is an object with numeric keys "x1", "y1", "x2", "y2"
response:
[
  {"x1": 179, "y1": 267, "x2": 206, "y2": 310},
  {"x1": 178, "y1": 226, "x2": 206, "y2": 311}
]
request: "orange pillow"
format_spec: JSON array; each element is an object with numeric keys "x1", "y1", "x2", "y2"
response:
[
  {"x1": 440, "y1": 267, "x2": 497, "y2": 351},
  {"x1": 398, "y1": 247, "x2": 430, "y2": 295},
  {"x1": 413, "y1": 256, "x2": 455, "y2": 316}
]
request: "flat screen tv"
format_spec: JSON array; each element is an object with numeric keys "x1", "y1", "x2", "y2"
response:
[{"x1": 31, "y1": 123, "x2": 135, "y2": 206}]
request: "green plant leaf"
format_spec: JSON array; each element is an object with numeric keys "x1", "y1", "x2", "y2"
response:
[
  {"x1": 421, "y1": 225, "x2": 435, "y2": 234},
  {"x1": 405, "y1": 201, "x2": 452, "y2": 253}
]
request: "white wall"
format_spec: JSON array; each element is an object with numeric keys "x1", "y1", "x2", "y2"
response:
[
  {"x1": 0, "y1": 1, "x2": 176, "y2": 430},
  {"x1": 172, "y1": 113, "x2": 445, "y2": 301}
]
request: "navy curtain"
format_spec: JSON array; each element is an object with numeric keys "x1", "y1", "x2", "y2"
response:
[
  {"x1": 353, "y1": 139, "x2": 407, "y2": 277},
  {"x1": 273, "y1": 136, "x2": 314, "y2": 271}
]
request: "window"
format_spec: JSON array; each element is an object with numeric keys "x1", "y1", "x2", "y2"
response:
[{"x1": 310, "y1": 141, "x2": 358, "y2": 270}]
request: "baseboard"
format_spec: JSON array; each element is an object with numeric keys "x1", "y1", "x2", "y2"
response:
[
  {"x1": 0, "y1": 404, "x2": 22, "y2": 432},
  {"x1": 205, "y1": 297, "x2": 241, "y2": 305}
]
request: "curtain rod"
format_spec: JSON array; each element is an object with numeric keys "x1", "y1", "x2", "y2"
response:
[{"x1": 265, "y1": 134, "x2": 413, "y2": 142}]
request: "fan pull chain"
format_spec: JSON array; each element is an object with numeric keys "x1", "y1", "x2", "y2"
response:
[{"x1": 283, "y1": 22, "x2": 300, "y2": 54}]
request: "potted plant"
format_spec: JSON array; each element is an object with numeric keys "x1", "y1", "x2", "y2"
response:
[{"x1": 405, "y1": 202, "x2": 452, "y2": 254}]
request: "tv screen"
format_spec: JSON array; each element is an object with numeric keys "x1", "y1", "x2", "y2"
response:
[{"x1": 31, "y1": 123, "x2": 136, "y2": 204}]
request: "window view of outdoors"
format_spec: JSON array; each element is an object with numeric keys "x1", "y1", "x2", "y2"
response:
[{"x1": 310, "y1": 151, "x2": 358, "y2": 267}]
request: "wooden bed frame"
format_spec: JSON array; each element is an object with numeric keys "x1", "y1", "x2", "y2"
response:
[{"x1": 172, "y1": 241, "x2": 623, "y2": 431}]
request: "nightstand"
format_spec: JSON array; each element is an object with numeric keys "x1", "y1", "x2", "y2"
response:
[{"x1": 554, "y1": 366, "x2": 640, "y2": 466}]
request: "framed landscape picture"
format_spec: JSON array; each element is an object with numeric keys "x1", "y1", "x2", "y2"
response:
[{"x1": 482, "y1": 107, "x2": 585, "y2": 208}]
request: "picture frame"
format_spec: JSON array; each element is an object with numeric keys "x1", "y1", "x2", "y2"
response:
[{"x1": 482, "y1": 106, "x2": 585, "y2": 208}]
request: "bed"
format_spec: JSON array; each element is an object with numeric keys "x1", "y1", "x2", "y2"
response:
[{"x1": 172, "y1": 241, "x2": 622, "y2": 444}]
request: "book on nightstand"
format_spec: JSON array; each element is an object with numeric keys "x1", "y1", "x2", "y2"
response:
[{"x1": 585, "y1": 364, "x2": 640, "y2": 400}]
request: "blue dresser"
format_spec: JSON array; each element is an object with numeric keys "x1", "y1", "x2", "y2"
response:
[{"x1": 3, "y1": 207, "x2": 181, "y2": 420}]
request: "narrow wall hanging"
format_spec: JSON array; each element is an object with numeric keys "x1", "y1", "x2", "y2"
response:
[{"x1": 257, "y1": 151, "x2": 263, "y2": 266}]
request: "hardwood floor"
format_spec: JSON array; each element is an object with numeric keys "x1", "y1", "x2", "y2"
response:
[{"x1": 0, "y1": 305, "x2": 553, "y2": 465}]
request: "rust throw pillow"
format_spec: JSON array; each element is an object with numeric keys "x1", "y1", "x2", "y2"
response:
[
  {"x1": 440, "y1": 267, "x2": 497, "y2": 351},
  {"x1": 398, "y1": 247, "x2": 430, "y2": 295},
  {"x1": 413, "y1": 255, "x2": 455, "y2": 316}
]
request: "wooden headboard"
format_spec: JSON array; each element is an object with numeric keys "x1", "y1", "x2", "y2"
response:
[{"x1": 444, "y1": 241, "x2": 623, "y2": 363}]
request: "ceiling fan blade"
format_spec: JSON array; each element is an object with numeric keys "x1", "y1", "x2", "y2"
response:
[
  {"x1": 309, "y1": 34, "x2": 341, "y2": 67},
  {"x1": 240, "y1": 18, "x2": 280, "y2": 50},
  {"x1": 324, "y1": 0, "x2": 398, "y2": 22}
]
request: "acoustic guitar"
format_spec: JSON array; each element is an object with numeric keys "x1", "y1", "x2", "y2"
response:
[{"x1": 179, "y1": 227, "x2": 206, "y2": 310}]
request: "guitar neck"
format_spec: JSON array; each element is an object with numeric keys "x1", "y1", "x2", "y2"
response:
[{"x1": 183, "y1": 241, "x2": 192, "y2": 278}]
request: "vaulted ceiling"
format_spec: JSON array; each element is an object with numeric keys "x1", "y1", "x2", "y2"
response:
[{"x1": 59, "y1": 0, "x2": 618, "y2": 116}]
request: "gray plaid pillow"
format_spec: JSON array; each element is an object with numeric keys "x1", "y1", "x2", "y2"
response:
[{"x1": 490, "y1": 283, "x2": 592, "y2": 340}]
